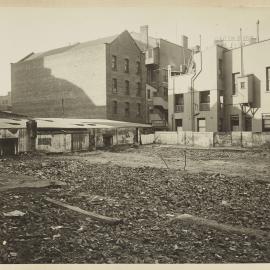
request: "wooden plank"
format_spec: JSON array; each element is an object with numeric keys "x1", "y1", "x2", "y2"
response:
[
  {"x1": 172, "y1": 214, "x2": 270, "y2": 239},
  {"x1": 45, "y1": 197, "x2": 122, "y2": 225}
]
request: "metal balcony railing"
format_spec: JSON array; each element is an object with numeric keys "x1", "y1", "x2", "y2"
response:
[
  {"x1": 175, "y1": 104, "x2": 184, "y2": 113},
  {"x1": 199, "y1": 102, "x2": 210, "y2": 111}
]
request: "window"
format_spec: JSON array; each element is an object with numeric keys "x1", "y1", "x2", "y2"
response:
[
  {"x1": 240, "y1": 82, "x2": 245, "y2": 89},
  {"x1": 112, "y1": 55, "x2": 117, "y2": 71},
  {"x1": 136, "y1": 82, "x2": 142, "y2": 96},
  {"x1": 231, "y1": 115, "x2": 239, "y2": 131},
  {"x1": 163, "y1": 69, "x2": 168, "y2": 82},
  {"x1": 232, "y1": 72, "x2": 240, "y2": 95},
  {"x1": 125, "y1": 80, "x2": 130, "y2": 95},
  {"x1": 266, "y1": 67, "x2": 270, "y2": 91},
  {"x1": 218, "y1": 59, "x2": 223, "y2": 78},
  {"x1": 137, "y1": 103, "x2": 141, "y2": 117},
  {"x1": 147, "y1": 89, "x2": 151, "y2": 99},
  {"x1": 125, "y1": 102, "x2": 130, "y2": 116},
  {"x1": 163, "y1": 87, "x2": 168, "y2": 97},
  {"x1": 175, "y1": 119, "x2": 183, "y2": 131},
  {"x1": 112, "y1": 78, "x2": 117, "y2": 93},
  {"x1": 124, "y1": 58, "x2": 129, "y2": 73},
  {"x1": 199, "y1": 91, "x2": 210, "y2": 111},
  {"x1": 197, "y1": 118, "x2": 206, "y2": 132},
  {"x1": 175, "y1": 94, "x2": 184, "y2": 113},
  {"x1": 112, "y1": 101, "x2": 118, "y2": 114},
  {"x1": 136, "y1": 61, "x2": 141, "y2": 74},
  {"x1": 262, "y1": 114, "x2": 270, "y2": 131}
]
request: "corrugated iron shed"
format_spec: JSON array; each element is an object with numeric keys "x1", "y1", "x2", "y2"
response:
[{"x1": 0, "y1": 118, "x2": 151, "y2": 129}]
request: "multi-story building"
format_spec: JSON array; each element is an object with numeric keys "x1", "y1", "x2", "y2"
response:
[
  {"x1": 11, "y1": 31, "x2": 147, "y2": 123},
  {"x1": 0, "y1": 92, "x2": 11, "y2": 111},
  {"x1": 168, "y1": 38, "x2": 270, "y2": 132},
  {"x1": 131, "y1": 26, "x2": 191, "y2": 129},
  {"x1": 12, "y1": 26, "x2": 191, "y2": 126}
]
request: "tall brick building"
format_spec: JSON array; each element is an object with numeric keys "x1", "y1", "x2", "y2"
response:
[{"x1": 11, "y1": 31, "x2": 146, "y2": 123}]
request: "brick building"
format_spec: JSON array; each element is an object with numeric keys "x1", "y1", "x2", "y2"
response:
[
  {"x1": 11, "y1": 31, "x2": 146, "y2": 123},
  {"x1": 131, "y1": 27, "x2": 191, "y2": 129},
  {"x1": 12, "y1": 26, "x2": 191, "y2": 126}
]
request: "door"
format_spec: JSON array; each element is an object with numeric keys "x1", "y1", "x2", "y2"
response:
[
  {"x1": 0, "y1": 138, "x2": 18, "y2": 156},
  {"x1": 197, "y1": 118, "x2": 206, "y2": 132},
  {"x1": 175, "y1": 119, "x2": 183, "y2": 131}
]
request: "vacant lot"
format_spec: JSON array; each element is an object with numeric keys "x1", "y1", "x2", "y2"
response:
[{"x1": 0, "y1": 145, "x2": 270, "y2": 263}]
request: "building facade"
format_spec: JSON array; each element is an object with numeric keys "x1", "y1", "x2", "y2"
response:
[
  {"x1": 131, "y1": 27, "x2": 191, "y2": 129},
  {"x1": 168, "y1": 39, "x2": 270, "y2": 132},
  {"x1": 0, "y1": 92, "x2": 11, "y2": 111},
  {"x1": 11, "y1": 31, "x2": 146, "y2": 123}
]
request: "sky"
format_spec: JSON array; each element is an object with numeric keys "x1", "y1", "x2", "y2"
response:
[{"x1": 1, "y1": 6, "x2": 270, "y2": 95}]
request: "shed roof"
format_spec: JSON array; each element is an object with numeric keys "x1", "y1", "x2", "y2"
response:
[{"x1": 0, "y1": 118, "x2": 151, "y2": 130}]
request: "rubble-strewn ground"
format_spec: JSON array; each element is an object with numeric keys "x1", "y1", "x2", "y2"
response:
[{"x1": 0, "y1": 145, "x2": 270, "y2": 263}]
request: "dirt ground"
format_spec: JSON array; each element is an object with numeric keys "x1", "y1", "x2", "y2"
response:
[{"x1": 0, "y1": 145, "x2": 270, "y2": 263}]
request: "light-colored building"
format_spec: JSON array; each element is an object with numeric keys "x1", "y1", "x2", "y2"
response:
[
  {"x1": 0, "y1": 92, "x2": 11, "y2": 111},
  {"x1": 168, "y1": 39, "x2": 270, "y2": 132}
]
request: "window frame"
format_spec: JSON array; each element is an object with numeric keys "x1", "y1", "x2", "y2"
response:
[
  {"x1": 266, "y1": 67, "x2": 270, "y2": 92},
  {"x1": 125, "y1": 80, "x2": 130, "y2": 95},
  {"x1": 112, "y1": 55, "x2": 117, "y2": 71},
  {"x1": 136, "y1": 61, "x2": 141, "y2": 75},
  {"x1": 112, "y1": 100, "x2": 118, "y2": 114},
  {"x1": 136, "y1": 103, "x2": 141, "y2": 117},
  {"x1": 124, "y1": 58, "x2": 129, "y2": 73},
  {"x1": 262, "y1": 114, "x2": 270, "y2": 131},
  {"x1": 136, "y1": 82, "x2": 142, "y2": 97},
  {"x1": 125, "y1": 102, "x2": 130, "y2": 117},
  {"x1": 232, "y1": 72, "x2": 240, "y2": 95},
  {"x1": 112, "y1": 78, "x2": 117, "y2": 94}
]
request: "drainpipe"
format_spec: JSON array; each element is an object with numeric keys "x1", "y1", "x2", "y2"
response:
[{"x1": 190, "y1": 35, "x2": 203, "y2": 131}]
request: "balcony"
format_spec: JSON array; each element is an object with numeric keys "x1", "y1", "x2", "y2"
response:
[
  {"x1": 175, "y1": 104, "x2": 184, "y2": 113},
  {"x1": 145, "y1": 47, "x2": 159, "y2": 65},
  {"x1": 153, "y1": 96, "x2": 168, "y2": 110},
  {"x1": 199, "y1": 103, "x2": 210, "y2": 111}
]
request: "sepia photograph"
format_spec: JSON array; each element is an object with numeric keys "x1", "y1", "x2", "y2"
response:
[{"x1": 0, "y1": 0, "x2": 270, "y2": 266}]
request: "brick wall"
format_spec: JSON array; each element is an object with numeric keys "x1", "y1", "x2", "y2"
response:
[
  {"x1": 12, "y1": 43, "x2": 107, "y2": 118},
  {"x1": 106, "y1": 31, "x2": 147, "y2": 123}
]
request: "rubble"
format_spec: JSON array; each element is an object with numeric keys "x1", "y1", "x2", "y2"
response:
[{"x1": 0, "y1": 146, "x2": 269, "y2": 263}]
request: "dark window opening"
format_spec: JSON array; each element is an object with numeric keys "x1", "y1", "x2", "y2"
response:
[
  {"x1": 124, "y1": 58, "x2": 129, "y2": 73},
  {"x1": 137, "y1": 103, "x2": 141, "y2": 117},
  {"x1": 232, "y1": 72, "x2": 240, "y2": 95},
  {"x1": 113, "y1": 101, "x2": 118, "y2": 114},
  {"x1": 199, "y1": 91, "x2": 210, "y2": 111},
  {"x1": 125, "y1": 80, "x2": 130, "y2": 95},
  {"x1": 266, "y1": 67, "x2": 270, "y2": 91},
  {"x1": 136, "y1": 82, "x2": 142, "y2": 96},
  {"x1": 136, "y1": 61, "x2": 141, "y2": 74},
  {"x1": 125, "y1": 102, "x2": 130, "y2": 117},
  {"x1": 112, "y1": 55, "x2": 117, "y2": 71},
  {"x1": 112, "y1": 78, "x2": 117, "y2": 93}
]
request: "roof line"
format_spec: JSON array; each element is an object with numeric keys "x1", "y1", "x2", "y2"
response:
[{"x1": 226, "y1": 37, "x2": 270, "y2": 51}]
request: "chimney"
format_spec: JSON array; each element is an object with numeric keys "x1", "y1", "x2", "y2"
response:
[
  {"x1": 180, "y1": 35, "x2": 188, "y2": 49},
  {"x1": 140, "y1": 25, "x2": 149, "y2": 49}
]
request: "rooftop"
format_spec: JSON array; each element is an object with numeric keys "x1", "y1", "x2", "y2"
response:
[{"x1": 0, "y1": 118, "x2": 151, "y2": 129}]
